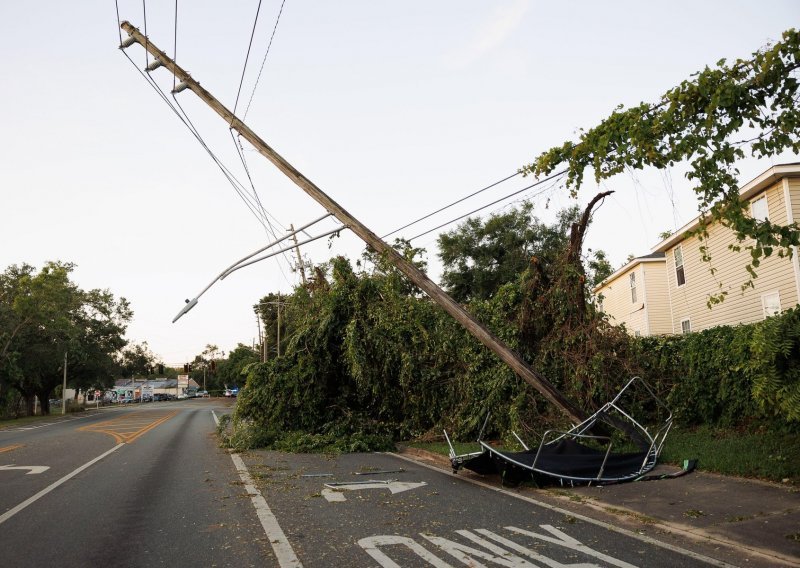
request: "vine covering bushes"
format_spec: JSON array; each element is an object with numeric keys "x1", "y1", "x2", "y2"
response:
[
  {"x1": 226, "y1": 242, "x2": 799, "y2": 452},
  {"x1": 635, "y1": 307, "x2": 800, "y2": 429},
  {"x1": 226, "y1": 234, "x2": 800, "y2": 454}
]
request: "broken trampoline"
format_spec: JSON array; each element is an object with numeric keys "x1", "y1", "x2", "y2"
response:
[{"x1": 445, "y1": 377, "x2": 673, "y2": 486}]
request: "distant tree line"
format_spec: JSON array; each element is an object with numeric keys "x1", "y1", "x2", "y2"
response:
[{"x1": 0, "y1": 262, "x2": 131, "y2": 416}]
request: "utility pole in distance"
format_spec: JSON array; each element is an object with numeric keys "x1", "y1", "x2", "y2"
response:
[
  {"x1": 119, "y1": 22, "x2": 586, "y2": 424},
  {"x1": 289, "y1": 224, "x2": 307, "y2": 285}
]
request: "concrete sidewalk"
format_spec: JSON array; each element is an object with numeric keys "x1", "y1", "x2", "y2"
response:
[
  {"x1": 401, "y1": 449, "x2": 800, "y2": 567},
  {"x1": 554, "y1": 465, "x2": 799, "y2": 567}
]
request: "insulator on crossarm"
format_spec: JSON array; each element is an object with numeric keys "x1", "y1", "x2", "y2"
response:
[
  {"x1": 120, "y1": 36, "x2": 137, "y2": 49},
  {"x1": 172, "y1": 82, "x2": 190, "y2": 94},
  {"x1": 145, "y1": 59, "x2": 163, "y2": 72}
]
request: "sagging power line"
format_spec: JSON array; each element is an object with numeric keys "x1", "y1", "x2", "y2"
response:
[
  {"x1": 120, "y1": 21, "x2": 586, "y2": 424},
  {"x1": 407, "y1": 169, "x2": 567, "y2": 242},
  {"x1": 382, "y1": 171, "x2": 520, "y2": 239},
  {"x1": 117, "y1": 5, "x2": 296, "y2": 284}
]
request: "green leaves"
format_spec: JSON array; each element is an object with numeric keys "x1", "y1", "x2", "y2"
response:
[
  {"x1": 0, "y1": 262, "x2": 131, "y2": 415},
  {"x1": 521, "y1": 28, "x2": 800, "y2": 280}
]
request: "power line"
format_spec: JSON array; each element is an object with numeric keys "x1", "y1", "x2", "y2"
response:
[
  {"x1": 233, "y1": 0, "x2": 263, "y2": 115},
  {"x1": 407, "y1": 169, "x2": 567, "y2": 242},
  {"x1": 243, "y1": 0, "x2": 288, "y2": 120},
  {"x1": 142, "y1": 1, "x2": 149, "y2": 68},
  {"x1": 173, "y1": 0, "x2": 178, "y2": 91},
  {"x1": 168, "y1": 93, "x2": 294, "y2": 285},
  {"x1": 382, "y1": 171, "x2": 520, "y2": 239},
  {"x1": 114, "y1": 1, "x2": 123, "y2": 44},
  {"x1": 118, "y1": 47, "x2": 294, "y2": 284}
]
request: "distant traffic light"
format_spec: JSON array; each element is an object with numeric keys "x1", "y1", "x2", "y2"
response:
[
  {"x1": 188, "y1": 363, "x2": 192, "y2": 372},
  {"x1": 210, "y1": 360, "x2": 216, "y2": 372},
  {"x1": 158, "y1": 363, "x2": 164, "y2": 374},
  {"x1": 183, "y1": 363, "x2": 188, "y2": 373}
]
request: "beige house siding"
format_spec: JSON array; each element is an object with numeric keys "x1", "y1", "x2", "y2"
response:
[
  {"x1": 595, "y1": 259, "x2": 667, "y2": 336},
  {"x1": 596, "y1": 267, "x2": 645, "y2": 335},
  {"x1": 663, "y1": 179, "x2": 799, "y2": 332},
  {"x1": 786, "y1": 178, "x2": 800, "y2": 304},
  {"x1": 642, "y1": 262, "x2": 671, "y2": 334},
  {"x1": 790, "y1": 178, "x2": 800, "y2": 221}
]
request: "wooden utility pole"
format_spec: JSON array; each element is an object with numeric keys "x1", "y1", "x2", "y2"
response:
[
  {"x1": 120, "y1": 22, "x2": 586, "y2": 424},
  {"x1": 276, "y1": 293, "x2": 282, "y2": 357},
  {"x1": 289, "y1": 224, "x2": 307, "y2": 285}
]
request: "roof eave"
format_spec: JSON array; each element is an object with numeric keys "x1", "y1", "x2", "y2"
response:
[{"x1": 651, "y1": 163, "x2": 800, "y2": 253}]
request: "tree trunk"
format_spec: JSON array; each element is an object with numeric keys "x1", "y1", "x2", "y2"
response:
[
  {"x1": 566, "y1": 191, "x2": 614, "y2": 322},
  {"x1": 24, "y1": 393, "x2": 35, "y2": 416},
  {"x1": 38, "y1": 388, "x2": 51, "y2": 415}
]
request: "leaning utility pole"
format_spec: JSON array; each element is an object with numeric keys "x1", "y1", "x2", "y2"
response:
[{"x1": 119, "y1": 22, "x2": 586, "y2": 424}]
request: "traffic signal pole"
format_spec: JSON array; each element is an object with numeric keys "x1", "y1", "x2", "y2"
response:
[{"x1": 119, "y1": 22, "x2": 586, "y2": 425}]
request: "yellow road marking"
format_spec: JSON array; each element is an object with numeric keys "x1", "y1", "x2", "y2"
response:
[
  {"x1": 78, "y1": 410, "x2": 179, "y2": 444},
  {"x1": 0, "y1": 444, "x2": 23, "y2": 454}
]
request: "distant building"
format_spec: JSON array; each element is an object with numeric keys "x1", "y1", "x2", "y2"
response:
[{"x1": 596, "y1": 163, "x2": 800, "y2": 335}]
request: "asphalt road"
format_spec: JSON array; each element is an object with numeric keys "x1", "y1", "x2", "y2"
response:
[
  {"x1": 0, "y1": 401, "x2": 270, "y2": 567},
  {"x1": 236, "y1": 450, "x2": 727, "y2": 568},
  {"x1": 1, "y1": 404, "x2": 733, "y2": 567}
]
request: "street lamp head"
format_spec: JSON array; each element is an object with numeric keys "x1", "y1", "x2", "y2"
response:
[{"x1": 172, "y1": 297, "x2": 199, "y2": 323}]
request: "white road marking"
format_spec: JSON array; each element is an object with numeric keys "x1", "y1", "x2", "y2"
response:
[
  {"x1": 0, "y1": 413, "x2": 96, "y2": 433},
  {"x1": 0, "y1": 443, "x2": 124, "y2": 526},
  {"x1": 504, "y1": 525, "x2": 636, "y2": 568},
  {"x1": 387, "y1": 452, "x2": 737, "y2": 568},
  {"x1": 359, "y1": 535, "x2": 455, "y2": 568},
  {"x1": 321, "y1": 488, "x2": 346, "y2": 502},
  {"x1": 322, "y1": 480, "x2": 427, "y2": 501},
  {"x1": 0, "y1": 465, "x2": 50, "y2": 475},
  {"x1": 211, "y1": 410, "x2": 302, "y2": 568}
]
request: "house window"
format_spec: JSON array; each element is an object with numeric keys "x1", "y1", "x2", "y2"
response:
[
  {"x1": 674, "y1": 246, "x2": 686, "y2": 286},
  {"x1": 629, "y1": 273, "x2": 637, "y2": 303},
  {"x1": 680, "y1": 318, "x2": 692, "y2": 334},
  {"x1": 762, "y1": 291, "x2": 781, "y2": 318},
  {"x1": 634, "y1": 330, "x2": 641, "y2": 338},
  {"x1": 751, "y1": 195, "x2": 769, "y2": 222}
]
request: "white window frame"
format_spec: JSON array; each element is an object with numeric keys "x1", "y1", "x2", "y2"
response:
[
  {"x1": 680, "y1": 318, "x2": 692, "y2": 334},
  {"x1": 761, "y1": 291, "x2": 781, "y2": 318},
  {"x1": 674, "y1": 246, "x2": 686, "y2": 287},
  {"x1": 751, "y1": 195, "x2": 769, "y2": 222},
  {"x1": 629, "y1": 272, "x2": 637, "y2": 303}
]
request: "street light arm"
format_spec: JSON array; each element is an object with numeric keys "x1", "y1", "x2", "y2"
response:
[
  {"x1": 224, "y1": 212, "x2": 332, "y2": 275},
  {"x1": 221, "y1": 227, "x2": 346, "y2": 279},
  {"x1": 171, "y1": 213, "x2": 332, "y2": 324}
]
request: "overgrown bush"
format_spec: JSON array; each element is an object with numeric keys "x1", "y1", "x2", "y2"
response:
[
  {"x1": 227, "y1": 252, "x2": 799, "y2": 454},
  {"x1": 634, "y1": 308, "x2": 800, "y2": 429}
]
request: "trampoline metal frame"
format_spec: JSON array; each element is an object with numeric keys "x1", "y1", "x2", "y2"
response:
[{"x1": 445, "y1": 376, "x2": 673, "y2": 484}]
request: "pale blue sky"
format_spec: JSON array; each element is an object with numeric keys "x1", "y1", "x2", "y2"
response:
[{"x1": 1, "y1": 1, "x2": 797, "y2": 364}]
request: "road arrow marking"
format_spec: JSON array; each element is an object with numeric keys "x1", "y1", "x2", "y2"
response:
[
  {"x1": 0, "y1": 464, "x2": 50, "y2": 475},
  {"x1": 323, "y1": 480, "x2": 427, "y2": 502}
]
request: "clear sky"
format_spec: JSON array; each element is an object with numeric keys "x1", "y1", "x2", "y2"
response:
[{"x1": 1, "y1": 1, "x2": 797, "y2": 365}]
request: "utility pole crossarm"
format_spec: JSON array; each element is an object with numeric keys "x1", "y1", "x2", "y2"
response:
[{"x1": 119, "y1": 21, "x2": 586, "y2": 424}]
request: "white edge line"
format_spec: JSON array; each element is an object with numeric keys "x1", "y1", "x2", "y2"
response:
[
  {"x1": 386, "y1": 452, "x2": 739, "y2": 568},
  {"x1": 211, "y1": 410, "x2": 303, "y2": 568},
  {"x1": 0, "y1": 443, "x2": 125, "y2": 526}
]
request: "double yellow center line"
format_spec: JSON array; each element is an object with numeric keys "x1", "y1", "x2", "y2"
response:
[{"x1": 78, "y1": 410, "x2": 179, "y2": 444}]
